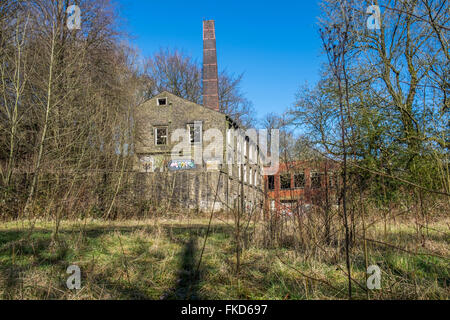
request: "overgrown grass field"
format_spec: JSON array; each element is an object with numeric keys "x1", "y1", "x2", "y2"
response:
[{"x1": 0, "y1": 215, "x2": 448, "y2": 300}]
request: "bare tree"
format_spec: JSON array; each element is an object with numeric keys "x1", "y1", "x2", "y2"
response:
[{"x1": 319, "y1": 0, "x2": 356, "y2": 299}]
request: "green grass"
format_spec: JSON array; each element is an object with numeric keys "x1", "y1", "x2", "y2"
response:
[{"x1": 0, "y1": 217, "x2": 448, "y2": 300}]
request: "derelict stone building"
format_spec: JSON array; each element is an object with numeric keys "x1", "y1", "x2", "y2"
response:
[{"x1": 132, "y1": 21, "x2": 265, "y2": 213}]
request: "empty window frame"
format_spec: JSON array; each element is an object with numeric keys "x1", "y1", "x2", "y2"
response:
[
  {"x1": 227, "y1": 129, "x2": 232, "y2": 146},
  {"x1": 249, "y1": 144, "x2": 257, "y2": 164},
  {"x1": 280, "y1": 174, "x2": 291, "y2": 190},
  {"x1": 155, "y1": 127, "x2": 168, "y2": 145},
  {"x1": 157, "y1": 97, "x2": 167, "y2": 106},
  {"x1": 244, "y1": 140, "x2": 248, "y2": 158},
  {"x1": 237, "y1": 140, "x2": 242, "y2": 164},
  {"x1": 294, "y1": 173, "x2": 305, "y2": 189},
  {"x1": 328, "y1": 173, "x2": 337, "y2": 189},
  {"x1": 268, "y1": 175, "x2": 275, "y2": 190},
  {"x1": 311, "y1": 172, "x2": 322, "y2": 189},
  {"x1": 187, "y1": 123, "x2": 202, "y2": 144},
  {"x1": 280, "y1": 200, "x2": 296, "y2": 213}
]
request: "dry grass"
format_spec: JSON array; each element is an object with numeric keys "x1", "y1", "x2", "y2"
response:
[{"x1": 0, "y1": 214, "x2": 448, "y2": 300}]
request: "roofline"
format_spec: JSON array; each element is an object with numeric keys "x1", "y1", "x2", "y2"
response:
[
  {"x1": 138, "y1": 91, "x2": 263, "y2": 153},
  {"x1": 140, "y1": 90, "x2": 229, "y2": 117}
]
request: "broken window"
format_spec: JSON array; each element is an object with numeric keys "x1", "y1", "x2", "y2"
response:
[
  {"x1": 244, "y1": 140, "x2": 248, "y2": 158},
  {"x1": 268, "y1": 175, "x2": 275, "y2": 190},
  {"x1": 294, "y1": 173, "x2": 305, "y2": 189},
  {"x1": 155, "y1": 127, "x2": 168, "y2": 145},
  {"x1": 280, "y1": 174, "x2": 291, "y2": 190},
  {"x1": 270, "y1": 200, "x2": 276, "y2": 211},
  {"x1": 311, "y1": 172, "x2": 322, "y2": 189},
  {"x1": 157, "y1": 98, "x2": 167, "y2": 106},
  {"x1": 280, "y1": 200, "x2": 296, "y2": 215},
  {"x1": 328, "y1": 173, "x2": 337, "y2": 189},
  {"x1": 227, "y1": 129, "x2": 232, "y2": 146},
  {"x1": 187, "y1": 123, "x2": 202, "y2": 144}
]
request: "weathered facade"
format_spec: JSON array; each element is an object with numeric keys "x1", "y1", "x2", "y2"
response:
[
  {"x1": 132, "y1": 20, "x2": 265, "y2": 213},
  {"x1": 133, "y1": 91, "x2": 264, "y2": 212},
  {"x1": 264, "y1": 160, "x2": 339, "y2": 215}
]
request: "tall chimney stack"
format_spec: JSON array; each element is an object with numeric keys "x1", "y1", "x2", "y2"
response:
[{"x1": 202, "y1": 20, "x2": 220, "y2": 112}]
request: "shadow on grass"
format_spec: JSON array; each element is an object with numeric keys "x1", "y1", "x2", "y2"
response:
[
  {"x1": 163, "y1": 235, "x2": 203, "y2": 300},
  {"x1": 0, "y1": 223, "x2": 232, "y2": 300},
  {"x1": 0, "y1": 223, "x2": 235, "y2": 250},
  {"x1": 0, "y1": 236, "x2": 70, "y2": 299}
]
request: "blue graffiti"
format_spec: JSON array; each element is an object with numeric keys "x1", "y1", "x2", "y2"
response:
[{"x1": 168, "y1": 160, "x2": 196, "y2": 171}]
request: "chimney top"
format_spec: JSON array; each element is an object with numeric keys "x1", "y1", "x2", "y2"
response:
[{"x1": 202, "y1": 20, "x2": 220, "y2": 112}]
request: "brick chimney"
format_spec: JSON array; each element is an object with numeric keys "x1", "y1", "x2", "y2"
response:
[{"x1": 202, "y1": 20, "x2": 220, "y2": 112}]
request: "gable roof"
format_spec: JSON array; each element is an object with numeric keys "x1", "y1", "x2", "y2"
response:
[
  {"x1": 142, "y1": 91, "x2": 227, "y2": 117},
  {"x1": 137, "y1": 91, "x2": 268, "y2": 162},
  {"x1": 139, "y1": 90, "x2": 245, "y2": 135},
  {"x1": 141, "y1": 91, "x2": 250, "y2": 128}
]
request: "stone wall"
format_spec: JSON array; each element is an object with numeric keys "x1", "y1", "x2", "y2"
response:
[
  {"x1": 132, "y1": 170, "x2": 263, "y2": 214},
  {"x1": 132, "y1": 91, "x2": 265, "y2": 215}
]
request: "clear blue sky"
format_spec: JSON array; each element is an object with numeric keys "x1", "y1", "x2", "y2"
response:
[{"x1": 116, "y1": 0, "x2": 325, "y2": 121}]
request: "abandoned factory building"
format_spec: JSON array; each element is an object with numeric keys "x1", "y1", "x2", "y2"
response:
[{"x1": 133, "y1": 20, "x2": 265, "y2": 213}]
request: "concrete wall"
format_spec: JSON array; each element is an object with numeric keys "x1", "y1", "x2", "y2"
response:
[{"x1": 132, "y1": 170, "x2": 263, "y2": 213}]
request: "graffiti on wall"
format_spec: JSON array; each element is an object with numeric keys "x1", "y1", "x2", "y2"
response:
[
  {"x1": 168, "y1": 159, "x2": 196, "y2": 171},
  {"x1": 153, "y1": 155, "x2": 166, "y2": 172},
  {"x1": 140, "y1": 156, "x2": 154, "y2": 172},
  {"x1": 140, "y1": 155, "x2": 167, "y2": 172}
]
